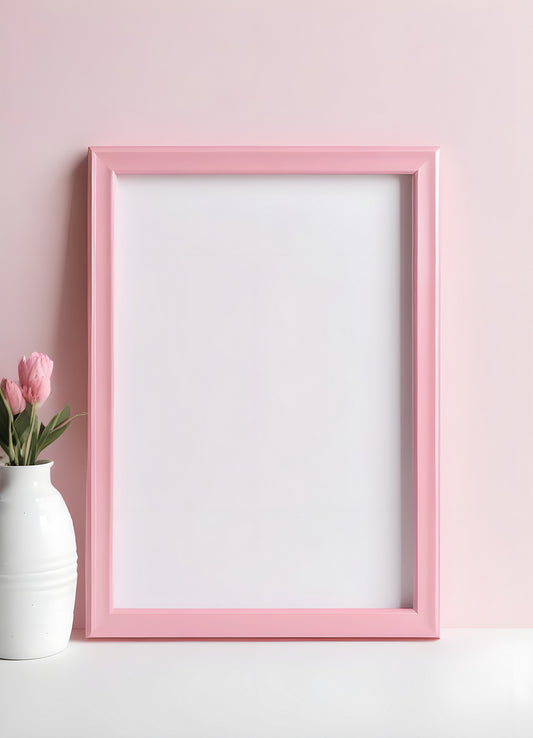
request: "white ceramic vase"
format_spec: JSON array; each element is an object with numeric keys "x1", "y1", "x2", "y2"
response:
[{"x1": 0, "y1": 460, "x2": 77, "y2": 659}]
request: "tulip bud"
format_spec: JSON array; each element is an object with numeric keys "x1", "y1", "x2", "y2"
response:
[
  {"x1": 0, "y1": 377, "x2": 26, "y2": 415},
  {"x1": 18, "y1": 352, "x2": 54, "y2": 405}
]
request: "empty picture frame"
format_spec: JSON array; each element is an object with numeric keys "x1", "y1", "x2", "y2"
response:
[{"x1": 87, "y1": 146, "x2": 439, "y2": 639}]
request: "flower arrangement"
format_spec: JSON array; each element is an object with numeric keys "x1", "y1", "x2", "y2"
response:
[{"x1": 0, "y1": 352, "x2": 84, "y2": 466}]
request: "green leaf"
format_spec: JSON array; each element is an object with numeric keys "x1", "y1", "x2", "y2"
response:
[
  {"x1": 14, "y1": 406, "x2": 31, "y2": 433},
  {"x1": 45, "y1": 405, "x2": 71, "y2": 434},
  {"x1": 31, "y1": 409, "x2": 86, "y2": 458},
  {"x1": 0, "y1": 388, "x2": 11, "y2": 443},
  {"x1": 36, "y1": 419, "x2": 74, "y2": 455},
  {"x1": 54, "y1": 404, "x2": 70, "y2": 428},
  {"x1": 13, "y1": 406, "x2": 32, "y2": 447},
  {"x1": 36, "y1": 405, "x2": 70, "y2": 454}
]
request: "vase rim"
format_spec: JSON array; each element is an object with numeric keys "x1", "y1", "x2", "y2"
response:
[{"x1": 0, "y1": 460, "x2": 53, "y2": 469}]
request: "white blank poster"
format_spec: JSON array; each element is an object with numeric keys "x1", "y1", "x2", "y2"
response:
[{"x1": 113, "y1": 174, "x2": 414, "y2": 609}]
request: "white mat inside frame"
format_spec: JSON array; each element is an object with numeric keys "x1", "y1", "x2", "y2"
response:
[{"x1": 111, "y1": 173, "x2": 415, "y2": 610}]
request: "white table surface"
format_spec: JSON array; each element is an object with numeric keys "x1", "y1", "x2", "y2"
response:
[{"x1": 1, "y1": 629, "x2": 532, "y2": 737}]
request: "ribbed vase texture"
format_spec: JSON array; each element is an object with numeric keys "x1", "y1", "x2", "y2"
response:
[{"x1": 0, "y1": 461, "x2": 77, "y2": 659}]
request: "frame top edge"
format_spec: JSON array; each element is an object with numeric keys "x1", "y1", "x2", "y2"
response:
[
  {"x1": 88, "y1": 146, "x2": 439, "y2": 175},
  {"x1": 89, "y1": 145, "x2": 440, "y2": 154}
]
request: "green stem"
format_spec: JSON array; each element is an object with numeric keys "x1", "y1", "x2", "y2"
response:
[
  {"x1": 0, "y1": 388, "x2": 16, "y2": 465},
  {"x1": 24, "y1": 402, "x2": 38, "y2": 466},
  {"x1": 8, "y1": 419, "x2": 15, "y2": 465}
]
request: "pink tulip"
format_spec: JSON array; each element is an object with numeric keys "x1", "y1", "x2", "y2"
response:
[
  {"x1": 18, "y1": 352, "x2": 54, "y2": 405},
  {"x1": 0, "y1": 378, "x2": 26, "y2": 415}
]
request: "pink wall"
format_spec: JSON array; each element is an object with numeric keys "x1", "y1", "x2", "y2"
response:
[{"x1": 2, "y1": 1, "x2": 532, "y2": 628}]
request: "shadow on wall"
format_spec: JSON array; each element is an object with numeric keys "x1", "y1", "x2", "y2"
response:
[{"x1": 52, "y1": 155, "x2": 89, "y2": 629}]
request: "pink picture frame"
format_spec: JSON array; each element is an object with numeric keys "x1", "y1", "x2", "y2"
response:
[{"x1": 87, "y1": 146, "x2": 439, "y2": 639}]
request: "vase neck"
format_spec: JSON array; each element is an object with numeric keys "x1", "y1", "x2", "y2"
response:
[{"x1": 0, "y1": 461, "x2": 54, "y2": 492}]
